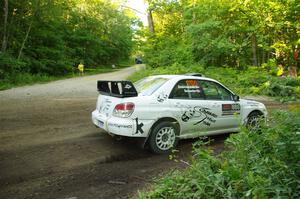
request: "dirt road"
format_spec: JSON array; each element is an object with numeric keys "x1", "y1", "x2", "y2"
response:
[
  {"x1": 0, "y1": 66, "x2": 291, "y2": 199},
  {"x1": 0, "y1": 66, "x2": 198, "y2": 199}
]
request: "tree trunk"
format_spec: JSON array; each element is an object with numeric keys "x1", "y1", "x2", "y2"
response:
[
  {"x1": 147, "y1": 9, "x2": 155, "y2": 33},
  {"x1": 18, "y1": 21, "x2": 32, "y2": 60},
  {"x1": 1, "y1": 0, "x2": 8, "y2": 52},
  {"x1": 6, "y1": 8, "x2": 16, "y2": 48},
  {"x1": 17, "y1": 0, "x2": 40, "y2": 60},
  {"x1": 251, "y1": 34, "x2": 258, "y2": 66}
]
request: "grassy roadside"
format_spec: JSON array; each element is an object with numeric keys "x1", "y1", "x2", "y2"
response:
[
  {"x1": 136, "y1": 108, "x2": 300, "y2": 198},
  {"x1": 0, "y1": 64, "x2": 131, "y2": 91},
  {"x1": 128, "y1": 64, "x2": 300, "y2": 102},
  {"x1": 128, "y1": 64, "x2": 300, "y2": 198}
]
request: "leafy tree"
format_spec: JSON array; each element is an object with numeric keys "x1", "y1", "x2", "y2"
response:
[
  {"x1": 143, "y1": 0, "x2": 300, "y2": 68},
  {"x1": 0, "y1": 0, "x2": 136, "y2": 80}
]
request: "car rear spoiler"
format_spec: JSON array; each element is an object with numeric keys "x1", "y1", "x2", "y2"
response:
[{"x1": 97, "y1": 80, "x2": 138, "y2": 98}]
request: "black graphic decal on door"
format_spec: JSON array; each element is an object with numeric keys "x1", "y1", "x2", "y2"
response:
[
  {"x1": 157, "y1": 93, "x2": 168, "y2": 103},
  {"x1": 181, "y1": 106, "x2": 217, "y2": 126}
]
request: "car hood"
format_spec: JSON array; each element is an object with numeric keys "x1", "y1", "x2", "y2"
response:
[{"x1": 239, "y1": 99, "x2": 267, "y2": 109}]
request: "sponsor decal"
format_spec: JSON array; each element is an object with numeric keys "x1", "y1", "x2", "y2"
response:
[
  {"x1": 124, "y1": 84, "x2": 132, "y2": 89},
  {"x1": 157, "y1": 93, "x2": 168, "y2": 103},
  {"x1": 222, "y1": 103, "x2": 240, "y2": 116},
  {"x1": 181, "y1": 106, "x2": 217, "y2": 126},
  {"x1": 99, "y1": 98, "x2": 111, "y2": 112},
  {"x1": 186, "y1": 80, "x2": 198, "y2": 86},
  {"x1": 178, "y1": 80, "x2": 201, "y2": 93},
  {"x1": 178, "y1": 85, "x2": 199, "y2": 89},
  {"x1": 183, "y1": 89, "x2": 201, "y2": 93},
  {"x1": 108, "y1": 123, "x2": 133, "y2": 129},
  {"x1": 134, "y1": 118, "x2": 144, "y2": 134}
]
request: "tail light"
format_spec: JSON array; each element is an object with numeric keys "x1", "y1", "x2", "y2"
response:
[{"x1": 113, "y1": 102, "x2": 135, "y2": 118}]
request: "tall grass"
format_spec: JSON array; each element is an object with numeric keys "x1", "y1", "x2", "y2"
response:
[
  {"x1": 137, "y1": 108, "x2": 300, "y2": 198},
  {"x1": 0, "y1": 73, "x2": 60, "y2": 90},
  {"x1": 0, "y1": 64, "x2": 131, "y2": 90}
]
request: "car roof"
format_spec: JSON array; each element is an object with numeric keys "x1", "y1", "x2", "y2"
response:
[{"x1": 147, "y1": 74, "x2": 217, "y2": 82}]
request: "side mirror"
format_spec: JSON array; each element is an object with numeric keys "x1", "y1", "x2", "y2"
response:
[{"x1": 233, "y1": 95, "x2": 240, "y2": 101}]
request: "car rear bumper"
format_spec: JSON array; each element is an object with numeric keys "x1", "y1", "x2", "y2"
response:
[{"x1": 92, "y1": 110, "x2": 153, "y2": 137}]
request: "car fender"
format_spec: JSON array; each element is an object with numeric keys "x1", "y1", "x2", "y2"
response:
[{"x1": 240, "y1": 99, "x2": 267, "y2": 124}]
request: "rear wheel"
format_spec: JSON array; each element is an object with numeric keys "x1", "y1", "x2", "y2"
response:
[{"x1": 148, "y1": 121, "x2": 179, "y2": 154}]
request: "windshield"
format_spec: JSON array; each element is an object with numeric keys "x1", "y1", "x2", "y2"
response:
[{"x1": 134, "y1": 77, "x2": 169, "y2": 96}]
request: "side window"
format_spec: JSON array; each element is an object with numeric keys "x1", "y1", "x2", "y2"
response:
[
  {"x1": 170, "y1": 79, "x2": 205, "y2": 99},
  {"x1": 217, "y1": 84, "x2": 233, "y2": 100},
  {"x1": 200, "y1": 80, "x2": 233, "y2": 100}
]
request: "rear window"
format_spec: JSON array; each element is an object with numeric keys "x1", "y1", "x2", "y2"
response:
[{"x1": 134, "y1": 77, "x2": 169, "y2": 96}]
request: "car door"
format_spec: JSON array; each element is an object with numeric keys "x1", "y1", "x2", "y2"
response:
[
  {"x1": 199, "y1": 80, "x2": 241, "y2": 131},
  {"x1": 168, "y1": 79, "x2": 209, "y2": 135}
]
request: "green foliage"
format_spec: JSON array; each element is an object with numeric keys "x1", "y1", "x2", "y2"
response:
[
  {"x1": 137, "y1": 110, "x2": 300, "y2": 198},
  {"x1": 186, "y1": 0, "x2": 245, "y2": 66},
  {"x1": 144, "y1": 0, "x2": 300, "y2": 68},
  {"x1": 128, "y1": 65, "x2": 300, "y2": 100},
  {"x1": 0, "y1": 53, "x2": 27, "y2": 79},
  {"x1": 0, "y1": 63, "x2": 129, "y2": 90},
  {"x1": 261, "y1": 77, "x2": 300, "y2": 102},
  {"x1": 264, "y1": 78, "x2": 299, "y2": 96},
  {"x1": 0, "y1": 0, "x2": 136, "y2": 87},
  {"x1": 143, "y1": 38, "x2": 193, "y2": 67},
  {"x1": 0, "y1": 72, "x2": 59, "y2": 90},
  {"x1": 141, "y1": 0, "x2": 191, "y2": 68}
]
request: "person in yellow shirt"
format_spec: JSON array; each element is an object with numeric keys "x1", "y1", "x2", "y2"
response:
[{"x1": 78, "y1": 62, "x2": 84, "y2": 75}]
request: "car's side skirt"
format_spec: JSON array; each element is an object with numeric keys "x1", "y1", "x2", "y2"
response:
[{"x1": 178, "y1": 127, "x2": 240, "y2": 139}]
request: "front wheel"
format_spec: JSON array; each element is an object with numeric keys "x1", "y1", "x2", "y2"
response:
[
  {"x1": 148, "y1": 121, "x2": 179, "y2": 154},
  {"x1": 247, "y1": 111, "x2": 264, "y2": 131}
]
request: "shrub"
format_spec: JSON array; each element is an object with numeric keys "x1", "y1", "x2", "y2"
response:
[
  {"x1": 0, "y1": 53, "x2": 27, "y2": 79},
  {"x1": 129, "y1": 64, "x2": 300, "y2": 100},
  {"x1": 137, "y1": 109, "x2": 300, "y2": 198},
  {"x1": 259, "y1": 77, "x2": 300, "y2": 101}
]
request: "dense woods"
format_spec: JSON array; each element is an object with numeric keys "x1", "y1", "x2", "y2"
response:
[
  {"x1": 1, "y1": 0, "x2": 299, "y2": 89},
  {"x1": 0, "y1": 0, "x2": 136, "y2": 85},
  {"x1": 143, "y1": 0, "x2": 299, "y2": 69},
  {"x1": 131, "y1": 0, "x2": 300, "y2": 101}
]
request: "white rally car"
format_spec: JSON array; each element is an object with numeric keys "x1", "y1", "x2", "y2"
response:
[{"x1": 92, "y1": 74, "x2": 267, "y2": 153}]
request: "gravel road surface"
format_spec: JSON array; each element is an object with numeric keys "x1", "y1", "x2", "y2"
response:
[
  {"x1": 0, "y1": 66, "x2": 291, "y2": 199},
  {"x1": 0, "y1": 65, "x2": 200, "y2": 199}
]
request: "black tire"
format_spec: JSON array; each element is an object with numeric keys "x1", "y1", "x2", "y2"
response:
[
  {"x1": 247, "y1": 111, "x2": 264, "y2": 131},
  {"x1": 148, "y1": 121, "x2": 179, "y2": 154}
]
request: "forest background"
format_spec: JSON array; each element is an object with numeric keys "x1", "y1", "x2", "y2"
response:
[
  {"x1": 0, "y1": 0, "x2": 139, "y2": 89},
  {"x1": 0, "y1": 0, "x2": 300, "y2": 97},
  {"x1": 131, "y1": 0, "x2": 300, "y2": 101}
]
